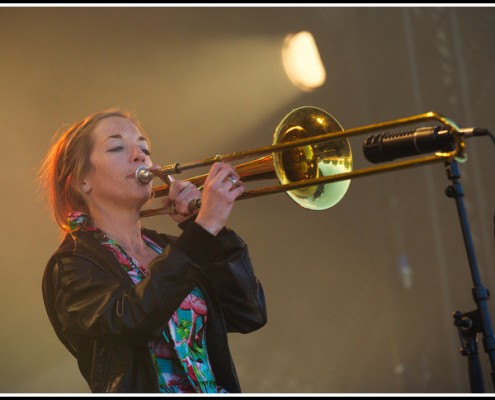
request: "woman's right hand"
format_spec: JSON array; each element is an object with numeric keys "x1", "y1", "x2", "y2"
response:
[{"x1": 194, "y1": 162, "x2": 244, "y2": 236}]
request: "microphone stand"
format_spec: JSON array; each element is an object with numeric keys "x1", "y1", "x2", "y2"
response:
[{"x1": 445, "y1": 159, "x2": 495, "y2": 392}]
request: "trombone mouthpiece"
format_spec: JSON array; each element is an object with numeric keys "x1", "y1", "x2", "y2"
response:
[{"x1": 135, "y1": 166, "x2": 154, "y2": 185}]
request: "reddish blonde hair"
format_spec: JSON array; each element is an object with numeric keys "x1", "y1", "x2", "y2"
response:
[{"x1": 38, "y1": 109, "x2": 144, "y2": 232}]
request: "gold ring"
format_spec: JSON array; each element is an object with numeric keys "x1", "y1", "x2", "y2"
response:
[{"x1": 227, "y1": 177, "x2": 238, "y2": 186}]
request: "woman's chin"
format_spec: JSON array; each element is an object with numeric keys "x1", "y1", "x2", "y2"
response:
[{"x1": 128, "y1": 188, "x2": 153, "y2": 209}]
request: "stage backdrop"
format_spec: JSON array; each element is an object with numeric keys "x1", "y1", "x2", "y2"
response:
[{"x1": 1, "y1": 6, "x2": 494, "y2": 394}]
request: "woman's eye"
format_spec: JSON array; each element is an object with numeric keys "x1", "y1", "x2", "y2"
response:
[
  {"x1": 108, "y1": 146, "x2": 123, "y2": 152},
  {"x1": 141, "y1": 148, "x2": 151, "y2": 156}
]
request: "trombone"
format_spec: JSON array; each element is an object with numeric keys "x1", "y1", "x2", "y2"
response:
[{"x1": 138, "y1": 106, "x2": 469, "y2": 218}]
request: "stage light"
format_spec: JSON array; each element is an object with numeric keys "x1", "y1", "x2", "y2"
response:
[{"x1": 282, "y1": 31, "x2": 326, "y2": 92}]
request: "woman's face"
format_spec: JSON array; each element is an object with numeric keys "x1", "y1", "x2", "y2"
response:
[{"x1": 82, "y1": 116, "x2": 153, "y2": 212}]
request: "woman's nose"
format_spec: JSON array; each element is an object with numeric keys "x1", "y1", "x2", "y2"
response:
[{"x1": 131, "y1": 145, "x2": 147, "y2": 163}]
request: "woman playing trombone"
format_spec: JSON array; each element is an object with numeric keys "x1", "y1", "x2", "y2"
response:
[{"x1": 38, "y1": 108, "x2": 267, "y2": 393}]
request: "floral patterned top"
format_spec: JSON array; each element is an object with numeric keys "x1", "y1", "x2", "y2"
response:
[{"x1": 68, "y1": 212, "x2": 227, "y2": 393}]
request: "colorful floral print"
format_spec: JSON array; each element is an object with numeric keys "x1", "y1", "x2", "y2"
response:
[{"x1": 67, "y1": 212, "x2": 226, "y2": 393}]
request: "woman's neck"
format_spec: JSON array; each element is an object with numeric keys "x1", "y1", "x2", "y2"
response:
[{"x1": 90, "y1": 207, "x2": 146, "y2": 255}]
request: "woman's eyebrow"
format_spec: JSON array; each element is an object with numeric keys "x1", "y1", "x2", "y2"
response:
[
  {"x1": 104, "y1": 133, "x2": 123, "y2": 142},
  {"x1": 104, "y1": 134, "x2": 148, "y2": 143}
]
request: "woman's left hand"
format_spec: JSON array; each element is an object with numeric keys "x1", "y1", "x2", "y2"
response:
[{"x1": 161, "y1": 176, "x2": 202, "y2": 224}]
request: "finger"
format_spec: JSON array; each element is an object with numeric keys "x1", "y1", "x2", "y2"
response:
[
  {"x1": 175, "y1": 185, "x2": 201, "y2": 215},
  {"x1": 203, "y1": 162, "x2": 224, "y2": 184},
  {"x1": 209, "y1": 164, "x2": 239, "y2": 190},
  {"x1": 225, "y1": 163, "x2": 240, "y2": 179},
  {"x1": 176, "y1": 181, "x2": 200, "y2": 199},
  {"x1": 225, "y1": 176, "x2": 241, "y2": 188},
  {"x1": 149, "y1": 163, "x2": 162, "y2": 172},
  {"x1": 229, "y1": 180, "x2": 245, "y2": 198},
  {"x1": 206, "y1": 162, "x2": 238, "y2": 182},
  {"x1": 167, "y1": 178, "x2": 192, "y2": 201},
  {"x1": 218, "y1": 162, "x2": 239, "y2": 180},
  {"x1": 161, "y1": 196, "x2": 174, "y2": 208}
]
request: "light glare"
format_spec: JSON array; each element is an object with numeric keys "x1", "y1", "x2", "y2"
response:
[{"x1": 282, "y1": 31, "x2": 326, "y2": 92}]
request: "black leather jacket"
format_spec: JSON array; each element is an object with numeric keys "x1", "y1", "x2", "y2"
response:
[{"x1": 42, "y1": 220, "x2": 267, "y2": 393}]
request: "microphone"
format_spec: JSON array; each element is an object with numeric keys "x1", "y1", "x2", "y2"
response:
[{"x1": 362, "y1": 126, "x2": 489, "y2": 164}]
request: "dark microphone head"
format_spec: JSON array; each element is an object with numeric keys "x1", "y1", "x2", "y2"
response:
[
  {"x1": 362, "y1": 132, "x2": 403, "y2": 164},
  {"x1": 362, "y1": 130, "x2": 422, "y2": 164},
  {"x1": 362, "y1": 127, "x2": 455, "y2": 164}
]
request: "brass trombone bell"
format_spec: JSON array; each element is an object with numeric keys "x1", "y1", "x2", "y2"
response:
[
  {"x1": 138, "y1": 106, "x2": 465, "y2": 218},
  {"x1": 271, "y1": 106, "x2": 352, "y2": 210}
]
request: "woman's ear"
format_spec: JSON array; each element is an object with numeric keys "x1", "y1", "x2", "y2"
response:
[{"x1": 80, "y1": 180, "x2": 91, "y2": 194}]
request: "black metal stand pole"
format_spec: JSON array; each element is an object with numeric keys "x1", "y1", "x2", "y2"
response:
[
  {"x1": 445, "y1": 160, "x2": 495, "y2": 392},
  {"x1": 453, "y1": 310, "x2": 485, "y2": 392}
]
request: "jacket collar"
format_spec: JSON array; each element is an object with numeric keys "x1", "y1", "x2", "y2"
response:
[{"x1": 51, "y1": 228, "x2": 172, "y2": 277}]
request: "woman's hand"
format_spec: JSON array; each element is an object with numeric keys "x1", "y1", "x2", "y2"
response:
[
  {"x1": 194, "y1": 162, "x2": 244, "y2": 236},
  {"x1": 161, "y1": 175, "x2": 203, "y2": 224},
  {"x1": 162, "y1": 162, "x2": 243, "y2": 233}
]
